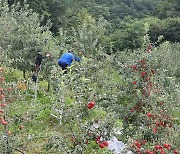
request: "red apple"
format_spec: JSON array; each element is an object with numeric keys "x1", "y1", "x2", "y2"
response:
[
  {"x1": 174, "y1": 150, "x2": 179, "y2": 154},
  {"x1": 147, "y1": 113, "x2": 151, "y2": 117},
  {"x1": 160, "y1": 149, "x2": 165, "y2": 154},
  {"x1": 146, "y1": 150, "x2": 151, "y2": 154},
  {"x1": 155, "y1": 122, "x2": 159, "y2": 127},
  {"x1": 89, "y1": 101, "x2": 95, "y2": 107},
  {"x1": 0, "y1": 88, "x2": 3, "y2": 92},
  {"x1": 8, "y1": 87, "x2": 12, "y2": 91},
  {"x1": 87, "y1": 102, "x2": 95, "y2": 109},
  {"x1": 131, "y1": 65, "x2": 136, "y2": 69},
  {"x1": 151, "y1": 69, "x2": 155, "y2": 74},
  {"x1": 153, "y1": 127, "x2": 157, "y2": 133},
  {"x1": 145, "y1": 78, "x2": 150, "y2": 82},
  {"x1": 1, "y1": 76, "x2": 5, "y2": 81},
  {"x1": 87, "y1": 104, "x2": 92, "y2": 109},
  {"x1": 6, "y1": 130, "x2": 12, "y2": 135},
  {"x1": 132, "y1": 81, "x2": 137, "y2": 85},
  {"x1": 9, "y1": 99, "x2": 13, "y2": 103},
  {"x1": 163, "y1": 143, "x2": 171, "y2": 149},
  {"x1": 102, "y1": 141, "x2": 108, "y2": 147},
  {"x1": 155, "y1": 145, "x2": 161, "y2": 150},
  {"x1": 99, "y1": 143, "x2": 105, "y2": 148},
  {"x1": 1, "y1": 120, "x2": 7, "y2": 125},
  {"x1": 141, "y1": 72, "x2": 146, "y2": 77},
  {"x1": 0, "y1": 109, "x2": 4, "y2": 113},
  {"x1": 0, "y1": 94, "x2": 4, "y2": 100},
  {"x1": 141, "y1": 140, "x2": 146, "y2": 145},
  {"x1": 0, "y1": 104, "x2": 7, "y2": 107}
]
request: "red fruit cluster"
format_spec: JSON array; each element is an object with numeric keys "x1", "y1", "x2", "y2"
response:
[
  {"x1": 146, "y1": 112, "x2": 174, "y2": 134},
  {"x1": 131, "y1": 58, "x2": 156, "y2": 98},
  {"x1": 134, "y1": 140, "x2": 141, "y2": 149},
  {"x1": 94, "y1": 135, "x2": 108, "y2": 148},
  {"x1": 131, "y1": 140, "x2": 178, "y2": 154},
  {"x1": 131, "y1": 140, "x2": 147, "y2": 153},
  {"x1": 87, "y1": 101, "x2": 95, "y2": 109},
  {"x1": 0, "y1": 70, "x2": 16, "y2": 132},
  {"x1": 0, "y1": 71, "x2": 8, "y2": 126},
  {"x1": 99, "y1": 141, "x2": 108, "y2": 148},
  {"x1": 153, "y1": 143, "x2": 178, "y2": 154},
  {"x1": 0, "y1": 68, "x2": 5, "y2": 83},
  {"x1": 146, "y1": 149, "x2": 154, "y2": 154},
  {"x1": 0, "y1": 116, "x2": 8, "y2": 125},
  {"x1": 131, "y1": 65, "x2": 138, "y2": 71},
  {"x1": 0, "y1": 103, "x2": 7, "y2": 107},
  {"x1": 163, "y1": 143, "x2": 171, "y2": 149},
  {"x1": 127, "y1": 47, "x2": 178, "y2": 154},
  {"x1": 95, "y1": 135, "x2": 101, "y2": 144}
]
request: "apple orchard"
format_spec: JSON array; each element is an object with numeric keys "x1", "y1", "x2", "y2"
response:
[
  {"x1": 0, "y1": 1, "x2": 179, "y2": 153},
  {"x1": 0, "y1": 40, "x2": 179, "y2": 154}
]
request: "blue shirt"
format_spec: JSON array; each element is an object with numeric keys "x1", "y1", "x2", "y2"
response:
[{"x1": 58, "y1": 53, "x2": 80, "y2": 66}]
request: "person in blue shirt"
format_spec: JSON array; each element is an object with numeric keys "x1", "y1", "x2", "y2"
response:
[{"x1": 58, "y1": 50, "x2": 80, "y2": 74}]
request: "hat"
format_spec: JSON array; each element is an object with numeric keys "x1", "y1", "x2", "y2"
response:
[{"x1": 37, "y1": 49, "x2": 42, "y2": 53}]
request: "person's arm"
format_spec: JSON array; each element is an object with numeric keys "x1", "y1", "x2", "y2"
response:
[
  {"x1": 74, "y1": 55, "x2": 80, "y2": 62},
  {"x1": 42, "y1": 54, "x2": 50, "y2": 59},
  {"x1": 45, "y1": 52, "x2": 52, "y2": 58}
]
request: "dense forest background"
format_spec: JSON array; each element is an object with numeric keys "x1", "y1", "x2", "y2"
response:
[{"x1": 7, "y1": 0, "x2": 180, "y2": 53}]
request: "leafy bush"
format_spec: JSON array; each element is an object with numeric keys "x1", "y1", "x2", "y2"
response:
[{"x1": 116, "y1": 41, "x2": 180, "y2": 153}]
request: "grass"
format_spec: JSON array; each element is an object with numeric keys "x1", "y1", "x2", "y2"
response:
[
  {"x1": 1, "y1": 68, "x2": 179, "y2": 153},
  {"x1": 0, "y1": 69, "x2": 60, "y2": 153}
]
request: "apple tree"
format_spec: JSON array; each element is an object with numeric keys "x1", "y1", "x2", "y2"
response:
[{"x1": 0, "y1": 0, "x2": 59, "y2": 78}]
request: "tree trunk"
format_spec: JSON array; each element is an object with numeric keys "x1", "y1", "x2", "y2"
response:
[
  {"x1": 23, "y1": 69, "x2": 26, "y2": 79},
  {"x1": 47, "y1": 81, "x2": 50, "y2": 91}
]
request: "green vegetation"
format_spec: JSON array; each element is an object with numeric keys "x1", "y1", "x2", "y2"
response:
[{"x1": 0, "y1": 0, "x2": 179, "y2": 153}]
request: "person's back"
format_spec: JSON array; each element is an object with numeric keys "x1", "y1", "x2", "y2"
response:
[
  {"x1": 35, "y1": 53, "x2": 43, "y2": 65},
  {"x1": 58, "y1": 51, "x2": 80, "y2": 73},
  {"x1": 58, "y1": 53, "x2": 74, "y2": 66}
]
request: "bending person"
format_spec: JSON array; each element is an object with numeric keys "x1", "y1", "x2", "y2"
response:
[{"x1": 58, "y1": 50, "x2": 80, "y2": 74}]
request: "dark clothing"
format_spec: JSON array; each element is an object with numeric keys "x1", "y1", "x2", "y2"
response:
[
  {"x1": 58, "y1": 61, "x2": 68, "y2": 74},
  {"x1": 32, "y1": 53, "x2": 43, "y2": 83},
  {"x1": 32, "y1": 74, "x2": 37, "y2": 83},
  {"x1": 35, "y1": 54, "x2": 43, "y2": 65},
  {"x1": 58, "y1": 61, "x2": 68, "y2": 70}
]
